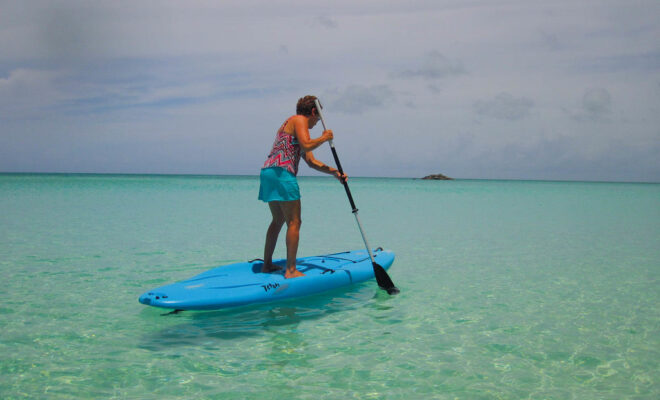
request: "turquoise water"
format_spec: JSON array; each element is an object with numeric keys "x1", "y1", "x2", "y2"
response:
[{"x1": 1, "y1": 174, "x2": 659, "y2": 399}]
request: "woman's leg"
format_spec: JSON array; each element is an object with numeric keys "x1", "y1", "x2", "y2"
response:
[
  {"x1": 262, "y1": 202, "x2": 285, "y2": 272},
  {"x1": 279, "y1": 199, "x2": 304, "y2": 278}
]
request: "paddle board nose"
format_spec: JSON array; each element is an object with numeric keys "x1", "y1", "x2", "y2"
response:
[{"x1": 139, "y1": 292, "x2": 168, "y2": 306}]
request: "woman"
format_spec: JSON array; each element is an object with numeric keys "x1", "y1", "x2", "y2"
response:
[{"x1": 258, "y1": 95, "x2": 346, "y2": 278}]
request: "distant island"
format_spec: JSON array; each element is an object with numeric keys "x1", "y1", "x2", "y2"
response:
[{"x1": 420, "y1": 173, "x2": 453, "y2": 180}]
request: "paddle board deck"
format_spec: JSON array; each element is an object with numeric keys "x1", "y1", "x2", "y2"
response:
[{"x1": 139, "y1": 248, "x2": 395, "y2": 311}]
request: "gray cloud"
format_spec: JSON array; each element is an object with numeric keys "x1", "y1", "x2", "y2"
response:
[
  {"x1": 456, "y1": 134, "x2": 660, "y2": 182},
  {"x1": 2, "y1": 1, "x2": 658, "y2": 181},
  {"x1": 539, "y1": 30, "x2": 561, "y2": 51},
  {"x1": 396, "y1": 51, "x2": 467, "y2": 80},
  {"x1": 574, "y1": 51, "x2": 660, "y2": 74},
  {"x1": 582, "y1": 88, "x2": 611, "y2": 116},
  {"x1": 473, "y1": 93, "x2": 534, "y2": 120},
  {"x1": 326, "y1": 85, "x2": 394, "y2": 114},
  {"x1": 33, "y1": 2, "x2": 124, "y2": 65},
  {"x1": 427, "y1": 84, "x2": 442, "y2": 94},
  {"x1": 567, "y1": 88, "x2": 612, "y2": 121},
  {"x1": 315, "y1": 15, "x2": 338, "y2": 29},
  {"x1": 0, "y1": 68, "x2": 64, "y2": 119}
]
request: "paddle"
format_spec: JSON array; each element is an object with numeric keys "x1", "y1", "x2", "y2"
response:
[{"x1": 314, "y1": 99, "x2": 400, "y2": 295}]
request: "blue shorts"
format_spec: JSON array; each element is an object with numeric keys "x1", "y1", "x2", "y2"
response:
[{"x1": 258, "y1": 167, "x2": 301, "y2": 202}]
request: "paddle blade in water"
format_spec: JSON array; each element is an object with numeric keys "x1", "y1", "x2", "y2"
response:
[{"x1": 373, "y1": 262, "x2": 400, "y2": 295}]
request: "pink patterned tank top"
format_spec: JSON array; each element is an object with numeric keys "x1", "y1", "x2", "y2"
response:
[{"x1": 262, "y1": 118, "x2": 301, "y2": 175}]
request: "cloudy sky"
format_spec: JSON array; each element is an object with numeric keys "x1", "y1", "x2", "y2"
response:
[{"x1": 1, "y1": 0, "x2": 659, "y2": 181}]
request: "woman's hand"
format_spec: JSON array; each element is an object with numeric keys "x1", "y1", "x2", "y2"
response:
[
  {"x1": 334, "y1": 170, "x2": 348, "y2": 183},
  {"x1": 322, "y1": 129, "x2": 333, "y2": 142}
]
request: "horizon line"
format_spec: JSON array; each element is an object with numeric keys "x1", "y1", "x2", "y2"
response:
[{"x1": 1, "y1": 171, "x2": 658, "y2": 185}]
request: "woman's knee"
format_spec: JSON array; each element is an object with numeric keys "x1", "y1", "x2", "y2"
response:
[{"x1": 287, "y1": 217, "x2": 301, "y2": 229}]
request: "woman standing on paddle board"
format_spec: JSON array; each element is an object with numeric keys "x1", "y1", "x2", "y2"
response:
[{"x1": 259, "y1": 95, "x2": 346, "y2": 278}]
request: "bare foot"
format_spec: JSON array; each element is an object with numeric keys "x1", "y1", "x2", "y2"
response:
[
  {"x1": 261, "y1": 263, "x2": 283, "y2": 273},
  {"x1": 284, "y1": 267, "x2": 305, "y2": 279}
]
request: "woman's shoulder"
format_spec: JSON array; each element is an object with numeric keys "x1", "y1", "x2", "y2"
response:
[
  {"x1": 283, "y1": 115, "x2": 303, "y2": 134},
  {"x1": 288, "y1": 114, "x2": 305, "y2": 124}
]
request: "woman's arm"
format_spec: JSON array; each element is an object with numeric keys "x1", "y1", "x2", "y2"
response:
[
  {"x1": 292, "y1": 116, "x2": 332, "y2": 152},
  {"x1": 303, "y1": 151, "x2": 347, "y2": 181}
]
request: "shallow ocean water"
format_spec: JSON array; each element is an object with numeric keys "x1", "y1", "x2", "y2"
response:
[{"x1": 1, "y1": 174, "x2": 658, "y2": 399}]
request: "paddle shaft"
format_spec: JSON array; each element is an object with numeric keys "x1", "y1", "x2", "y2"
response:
[
  {"x1": 329, "y1": 143, "x2": 377, "y2": 263},
  {"x1": 314, "y1": 100, "x2": 378, "y2": 265},
  {"x1": 330, "y1": 144, "x2": 358, "y2": 213},
  {"x1": 314, "y1": 100, "x2": 399, "y2": 294}
]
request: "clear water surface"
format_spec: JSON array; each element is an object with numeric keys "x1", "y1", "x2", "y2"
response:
[{"x1": 1, "y1": 174, "x2": 658, "y2": 399}]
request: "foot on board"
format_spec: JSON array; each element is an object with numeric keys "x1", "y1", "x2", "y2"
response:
[
  {"x1": 284, "y1": 267, "x2": 305, "y2": 279},
  {"x1": 261, "y1": 262, "x2": 284, "y2": 273}
]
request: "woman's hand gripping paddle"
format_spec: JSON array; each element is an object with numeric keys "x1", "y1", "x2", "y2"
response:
[{"x1": 314, "y1": 99, "x2": 400, "y2": 295}]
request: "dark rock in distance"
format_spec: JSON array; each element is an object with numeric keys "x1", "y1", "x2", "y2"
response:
[{"x1": 421, "y1": 173, "x2": 453, "y2": 180}]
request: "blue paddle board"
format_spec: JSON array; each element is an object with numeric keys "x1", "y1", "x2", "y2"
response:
[{"x1": 139, "y1": 248, "x2": 395, "y2": 311}]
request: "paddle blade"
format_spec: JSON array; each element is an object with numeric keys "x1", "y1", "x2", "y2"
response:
[{"x1": 373, "y1": 262, "x2": 400, "y2": 295}]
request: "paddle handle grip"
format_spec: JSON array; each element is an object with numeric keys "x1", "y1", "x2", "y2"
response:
[{"x1": 315, "y1": 99, "x2": 358, "y2": 212}]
